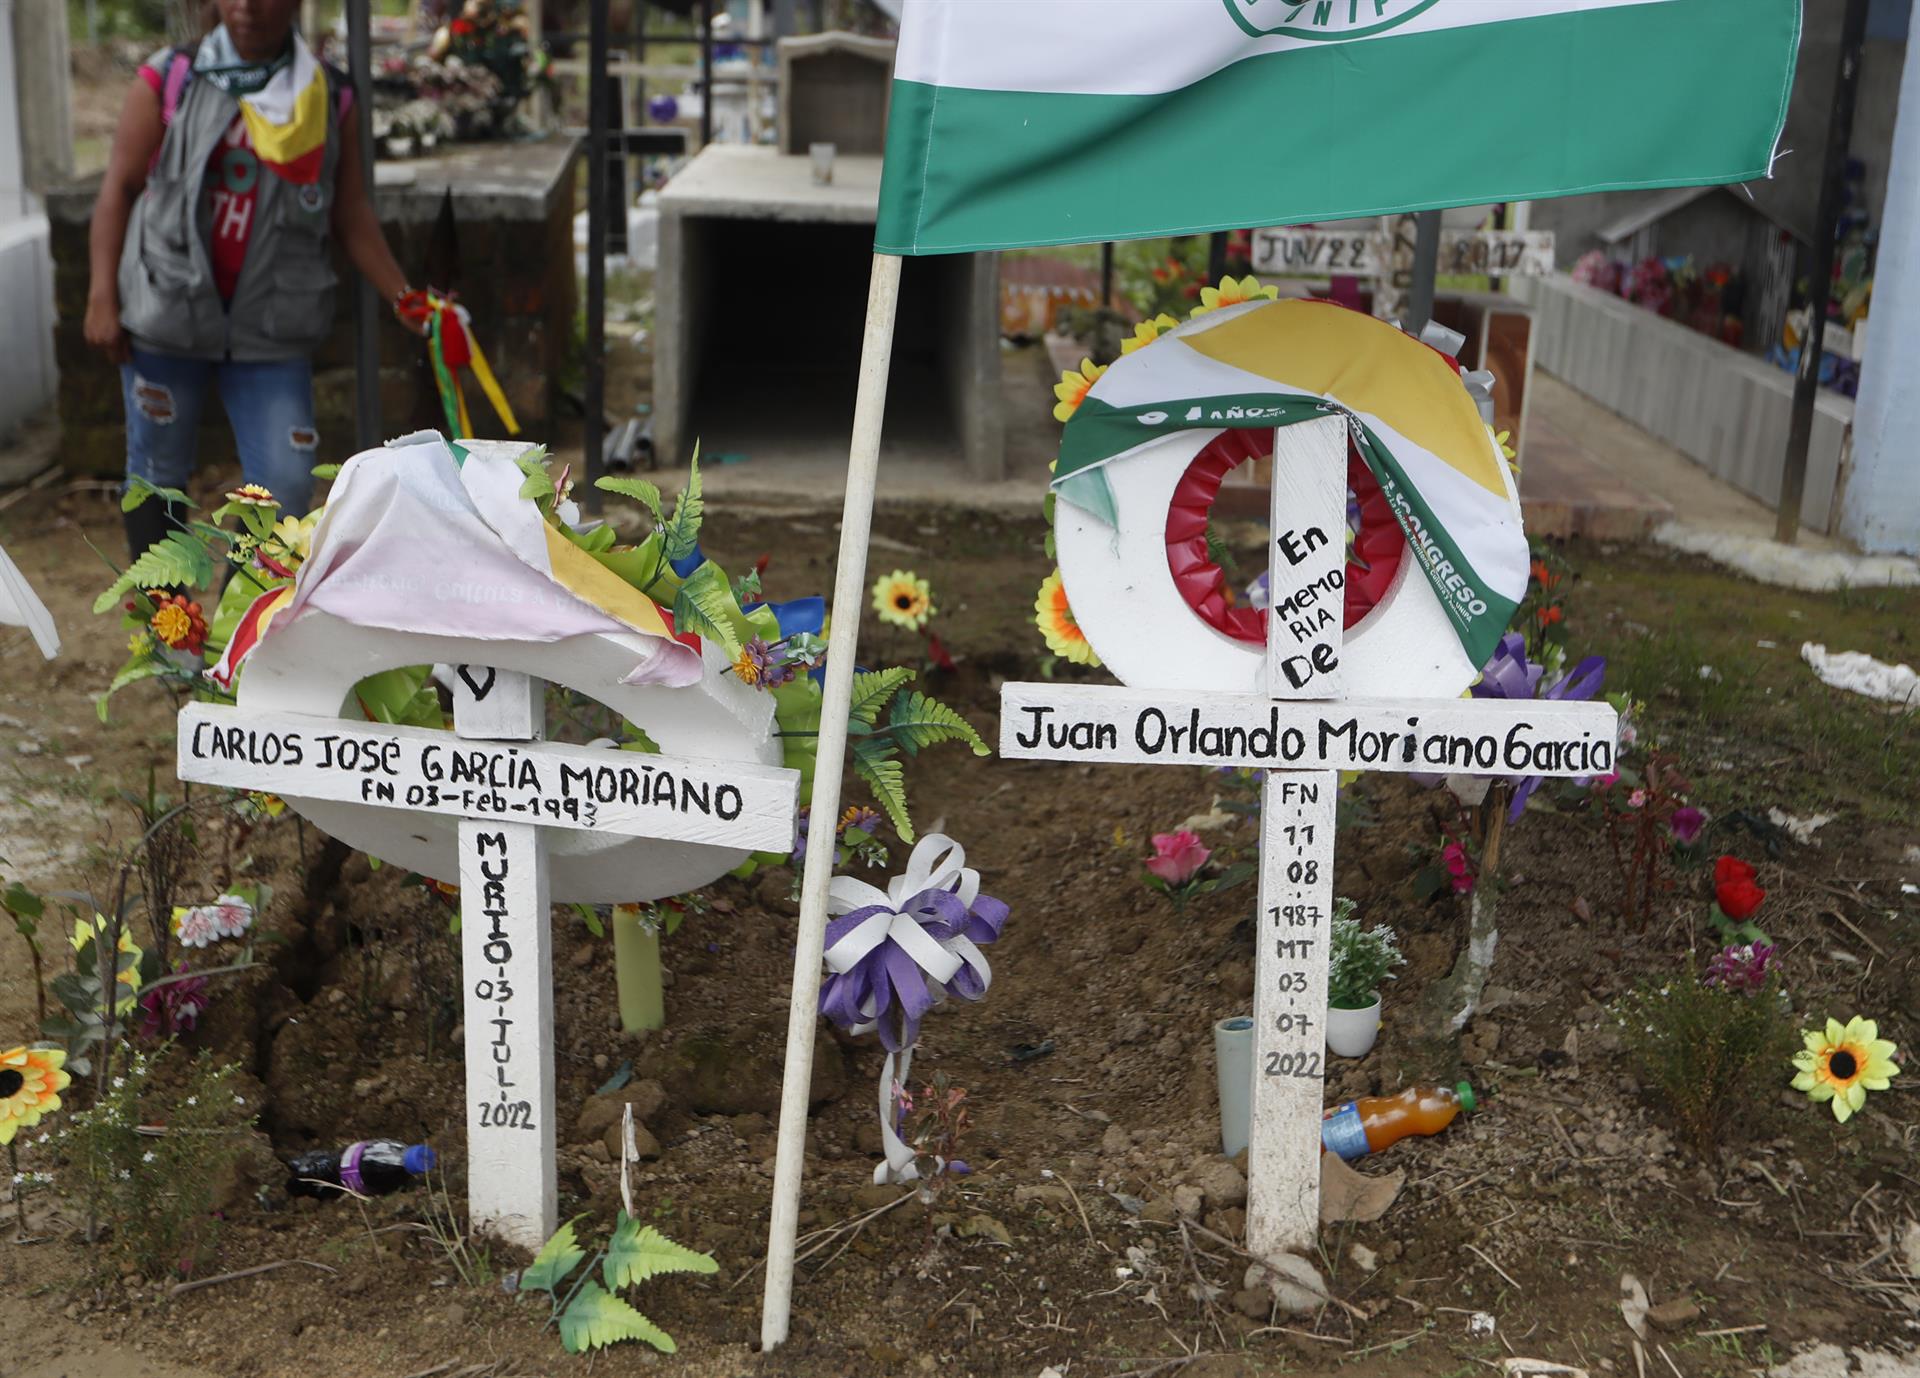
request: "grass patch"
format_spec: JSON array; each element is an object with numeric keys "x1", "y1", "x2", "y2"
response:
[{"x1": 1568, "y1": 543, "x2": 1920, "y2": 823}]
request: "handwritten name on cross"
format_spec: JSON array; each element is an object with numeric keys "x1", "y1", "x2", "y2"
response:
[
  {"x1": 177, "y1": 669, "x2": 798, "y2": 1251},
  {"x1": 999, "y1": 416, "x2": 1616, "y2": 1272}
]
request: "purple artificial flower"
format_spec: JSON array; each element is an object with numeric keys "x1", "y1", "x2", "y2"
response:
[
  {"x1": 1670, "y1": 805, "x2": 1705, "y2": 843},
  {"x1": 790, "y1": 806, "x2": 812, "y2": 864},
  {"x1": 839, "y1": 806, "x2": 883, "y2": 837},
  {"x1": 1705, "y1": 942, "x2": 1777, "y2": 996},
  {"x1": 138, "y1": 963, "x2": 210, "y2": 1040}
]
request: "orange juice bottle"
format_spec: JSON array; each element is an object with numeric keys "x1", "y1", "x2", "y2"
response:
[{"x1": 1320, "y1": 1082, "x2": 1475, "y2": 1161}]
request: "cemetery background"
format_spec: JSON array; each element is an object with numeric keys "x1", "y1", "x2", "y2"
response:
[{"x1": 1, "y1": 458, "x2": 1918, "y2": 1375}]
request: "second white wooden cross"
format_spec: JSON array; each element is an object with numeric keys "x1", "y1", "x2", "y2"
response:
[
  {"x1": 177, "y1": 666, "x2": 799, "y2": 1251},
  {"x1": 1000, "y1": 415, "x2": 1616, "y2": 1274}
]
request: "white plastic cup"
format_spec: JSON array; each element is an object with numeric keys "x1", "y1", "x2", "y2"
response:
[
  {"x1": 1214, "y1": 1015, "x2": 1254, "y2": 1158},
  {"x1": 809, "y1": 141, "x2": 836, "y2": 185}
]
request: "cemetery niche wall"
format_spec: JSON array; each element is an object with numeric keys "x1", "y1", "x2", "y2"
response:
[{"x1": 1001, "y1": 297, "x2": 1618, "y2": 1296}]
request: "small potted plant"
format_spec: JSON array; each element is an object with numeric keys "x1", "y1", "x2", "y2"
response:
[{"x1": 1326, "y1": 900, "x2": 1404, "y2": 1058}]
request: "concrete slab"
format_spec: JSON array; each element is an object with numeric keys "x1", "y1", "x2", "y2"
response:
[{"x1": 656, "y1": 144, "x2": 883, "y2": 223}]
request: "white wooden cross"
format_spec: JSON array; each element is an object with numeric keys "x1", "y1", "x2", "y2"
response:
[
  {"x1": 1000, "y1": 416, "x2": 1616, "y2": 1275},
  {"x1": 177, "y1": 666, "x2": 799, "y2": 1251}
]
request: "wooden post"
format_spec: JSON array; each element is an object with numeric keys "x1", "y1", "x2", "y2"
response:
[
  {"x1": 452, "y1": 669, "x2": 557, "y2": 1251},
  {"x1": 1247, "y1": 415, "x2": 1345, "y2": 1263},
  {"x1": 761, "y1": 252, "x2": 903, "y2": 1352},
  {"x1": 1776, "y1": 0, "x2": 1869, "y2": 546}
]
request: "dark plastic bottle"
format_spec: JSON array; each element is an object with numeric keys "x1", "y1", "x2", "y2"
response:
[{"x1": 286, "y1": 1140, "x2": 437, "y2": 1198}]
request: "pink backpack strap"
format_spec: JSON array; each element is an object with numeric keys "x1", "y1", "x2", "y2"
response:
[{"x1": 161, "y1": 49, "x2": 194, "y2": 126}]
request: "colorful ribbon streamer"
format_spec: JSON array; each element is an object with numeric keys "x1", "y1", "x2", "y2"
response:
[{"x1": 396, "y1": 290, "x2": 519, "y2": 440}]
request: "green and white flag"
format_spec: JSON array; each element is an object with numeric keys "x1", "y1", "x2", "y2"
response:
[{"x1": 875, "y1": 0, "x2": 1801, "y2": 255}]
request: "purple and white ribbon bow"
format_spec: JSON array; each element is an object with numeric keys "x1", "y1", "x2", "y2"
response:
[{"x1": 818, "y1": 834, "x2": 1008, "y2": 1184}]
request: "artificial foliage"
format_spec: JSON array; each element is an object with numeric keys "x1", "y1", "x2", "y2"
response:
[{"x1": 518, "y1": 1211, "x2": 717, "y2": 1355}]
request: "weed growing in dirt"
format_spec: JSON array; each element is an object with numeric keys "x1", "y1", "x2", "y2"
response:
[
  {"x1": 1615, "y1": 959, "x2": 1794, "y2": 1155},
  {"x1": 52, "y1": 1045, "x2": 255, "y2": 1278}
]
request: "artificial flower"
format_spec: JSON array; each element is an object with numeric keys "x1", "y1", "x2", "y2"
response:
[
  {"x1": 1705, "y1": 941, "x2": 1775, "y2": 995},
  {"x1": 1145, "y1": 830, "x2": 1210, "y2": 886},
  {"x1": 840, "y1": 805, "x2": 883, "y2": 837},
  {"x1": 70, "y1": 915, "x2": 142, "y2": 1005},
  {"x1": 1792, "y1": 1016, "x2": 1899, "y2": 1123},
  {"x1": 0, "y1": 1046, "x2": 70, "y2": 1144},
  {"x1": 172, "y1": 905, "x2": 220, "y2": 950},
  {"x1": 245, "y1": 792, "x2": 286, "y2": 819},
  {"x1": 269, "y1": 513, "x2": 318, "y2": 562},
  {"x1": 147, "y1": 590, "x2": 209, "y2": 655},
  {"x1": 1670, "y1": 805, "x2": 1706, "y2": 843},
  {"x1": 1443, "y1": 840, "x2": 1475, "y2": 894},
  {"x1": 1713, "y1": 855, "x2": 1766, "y2": 921},
  {"x1": 138, "y1": 964, "x2": 209, "y2": 1040},
  {"x1": 1536, "y1": 605, "x2": 1564, "y2": 626},
  {"x1": 1628, "y1": 788, "x2": 1648, "y2": 809},
  {"x1": 1052, "y1": 357, "x2": 1107, "y2": 423},
  {"x1": 1034, "y1": 569, "x2": 1100, "y2": 666},
  {"x1": 224, "y1": 483, "x2": 277, "y2": 507},
  {"x1": 1189, "y1": 274, "x2": 1278, "y2": 318},
  {"x1": 1121, "y1": 313, "x2": 1180, "y2": 355},
  {"x1": 127, "y1": 627, "x2": 154, "y2": 656},
  {"x1": 732, "y1": 643, "x2": 764, "y2": 686},
  {"x1": 1492, "y1": 428, "x2": 1517, "y2": 461},
  {"x1": 872, "y1": 570, "x2": 933, "y2": 631},
  {"x1": 208, "y1": 894, "x2": 254, "y2": 940}
]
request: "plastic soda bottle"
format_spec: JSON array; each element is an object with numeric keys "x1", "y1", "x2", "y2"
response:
[
  {"x1": 1320, "y1": 1082, "x2": 1476, "y2": 1161},
  {"x1": 286, "y1": 1140, "x2": 438, "y2": 1198}
]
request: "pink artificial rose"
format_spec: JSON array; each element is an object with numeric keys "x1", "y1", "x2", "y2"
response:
[{"x1": 1145, "y1": 830, "x2": 1210, "y2": 885}]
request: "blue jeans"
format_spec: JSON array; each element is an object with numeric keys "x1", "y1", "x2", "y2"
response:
[{"x1": 121, "y1": 349, "x2": 319, "y2": 516}]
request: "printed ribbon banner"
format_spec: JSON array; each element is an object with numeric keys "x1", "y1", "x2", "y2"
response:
[
  {"x1": 211, "y1": 432, "x2": 702, "y2": 690},
  {"x1": 819, "y1": 835, "x2": 1008, "y2": 1185},
  {"x1": 875, "y1": 0, "x2": 1801, "y2": 254},
  {"x1": 1053, "y1": 298, "x2": 1526, "y2": 670}
]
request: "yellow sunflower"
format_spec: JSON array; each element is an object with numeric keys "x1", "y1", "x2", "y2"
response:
[
  {"x1": 1052, "y1": 357, "x2": 1108, "y2": 423},
  {"x1": 225, "y1": 483, "x2": 278, "y2": 507},
  {"x1": 1035, "y1": 568, "x2": 1100, "y2": 666},
  {"x1": 1793, "y1": 1016, "x2": 1900, "y2": 1123},
  {"x1": 1121, "y1": 313, "x2": 1181, "y2": 356},
  {"x1": 0, "y1": 1046, "x2": 71, "y2": 1144},
  {"x1": 872, "y1": 570, "x2": 933, "y2": 631},
  {"x1": 1189, "y1": 274, "x2": 1279, "y2": 319}
]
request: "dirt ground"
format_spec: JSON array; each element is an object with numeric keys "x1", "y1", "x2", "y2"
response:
[{"x1": 2, "y1": 458, "x2": 1919, "y2": 1378}]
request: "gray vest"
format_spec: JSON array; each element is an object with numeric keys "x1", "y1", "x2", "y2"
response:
[{"x1": 118, "y1": 62, "x2": 342, "y2": 361}]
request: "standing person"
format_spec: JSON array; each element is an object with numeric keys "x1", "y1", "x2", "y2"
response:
[{"x1": 83, "y1": 0, "x2": 423, "y2": 558}]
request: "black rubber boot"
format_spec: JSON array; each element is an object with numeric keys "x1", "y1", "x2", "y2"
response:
[{"x1": 123, "y1": 498, "x2": 185, "y2": 566}]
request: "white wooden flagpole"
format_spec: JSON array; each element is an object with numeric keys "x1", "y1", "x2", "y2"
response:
[{"x1": 761, "y1": 252, "x2": 904, "y2": 1352}]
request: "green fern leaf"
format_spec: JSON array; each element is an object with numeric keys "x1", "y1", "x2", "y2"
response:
[
  {"x1": 518, "y1": 1215, "x2": 586, "y2": 1295},
  {"x1": 602, "y1": 1213, "x2": 719, "y2": 1290},
  {"x1": 848, "y1": 667, "x2": 914, "y2": 727},
  {"x1": 559, "y1": 1280, "x2": 675, "y2": 1354},
  {"x1": 122, "y1": 476, "x2": 194, "y2": 513},
  {"x1": 96, "y1": 662, "x2": 169, "y2": 722},
  {"x1": 853, "y1": 736, "x2": 912, "y2": 842},
  {"x1": 594, "y1": 475, "x2": 664, "y2": 523},
  {"x1": 94, "y1": 532, "x2": 216, "y2": 613},
  {"x1": 670, "y1": 559, "x2": 743, "y2": 660},
  {"x1": 660, "y1": 444, "x2": 703, "y2": 562},
  {"x1": 886, "y1": 691, "x2": 990, "y2": 758}
]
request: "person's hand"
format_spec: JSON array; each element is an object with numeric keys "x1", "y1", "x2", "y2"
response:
[
  {"x1": 84, "y1": 292, "x2": 131, "y2": 364},
  {"x1": 392, "y1": 286, "x2": 435, "y2": 339}
]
